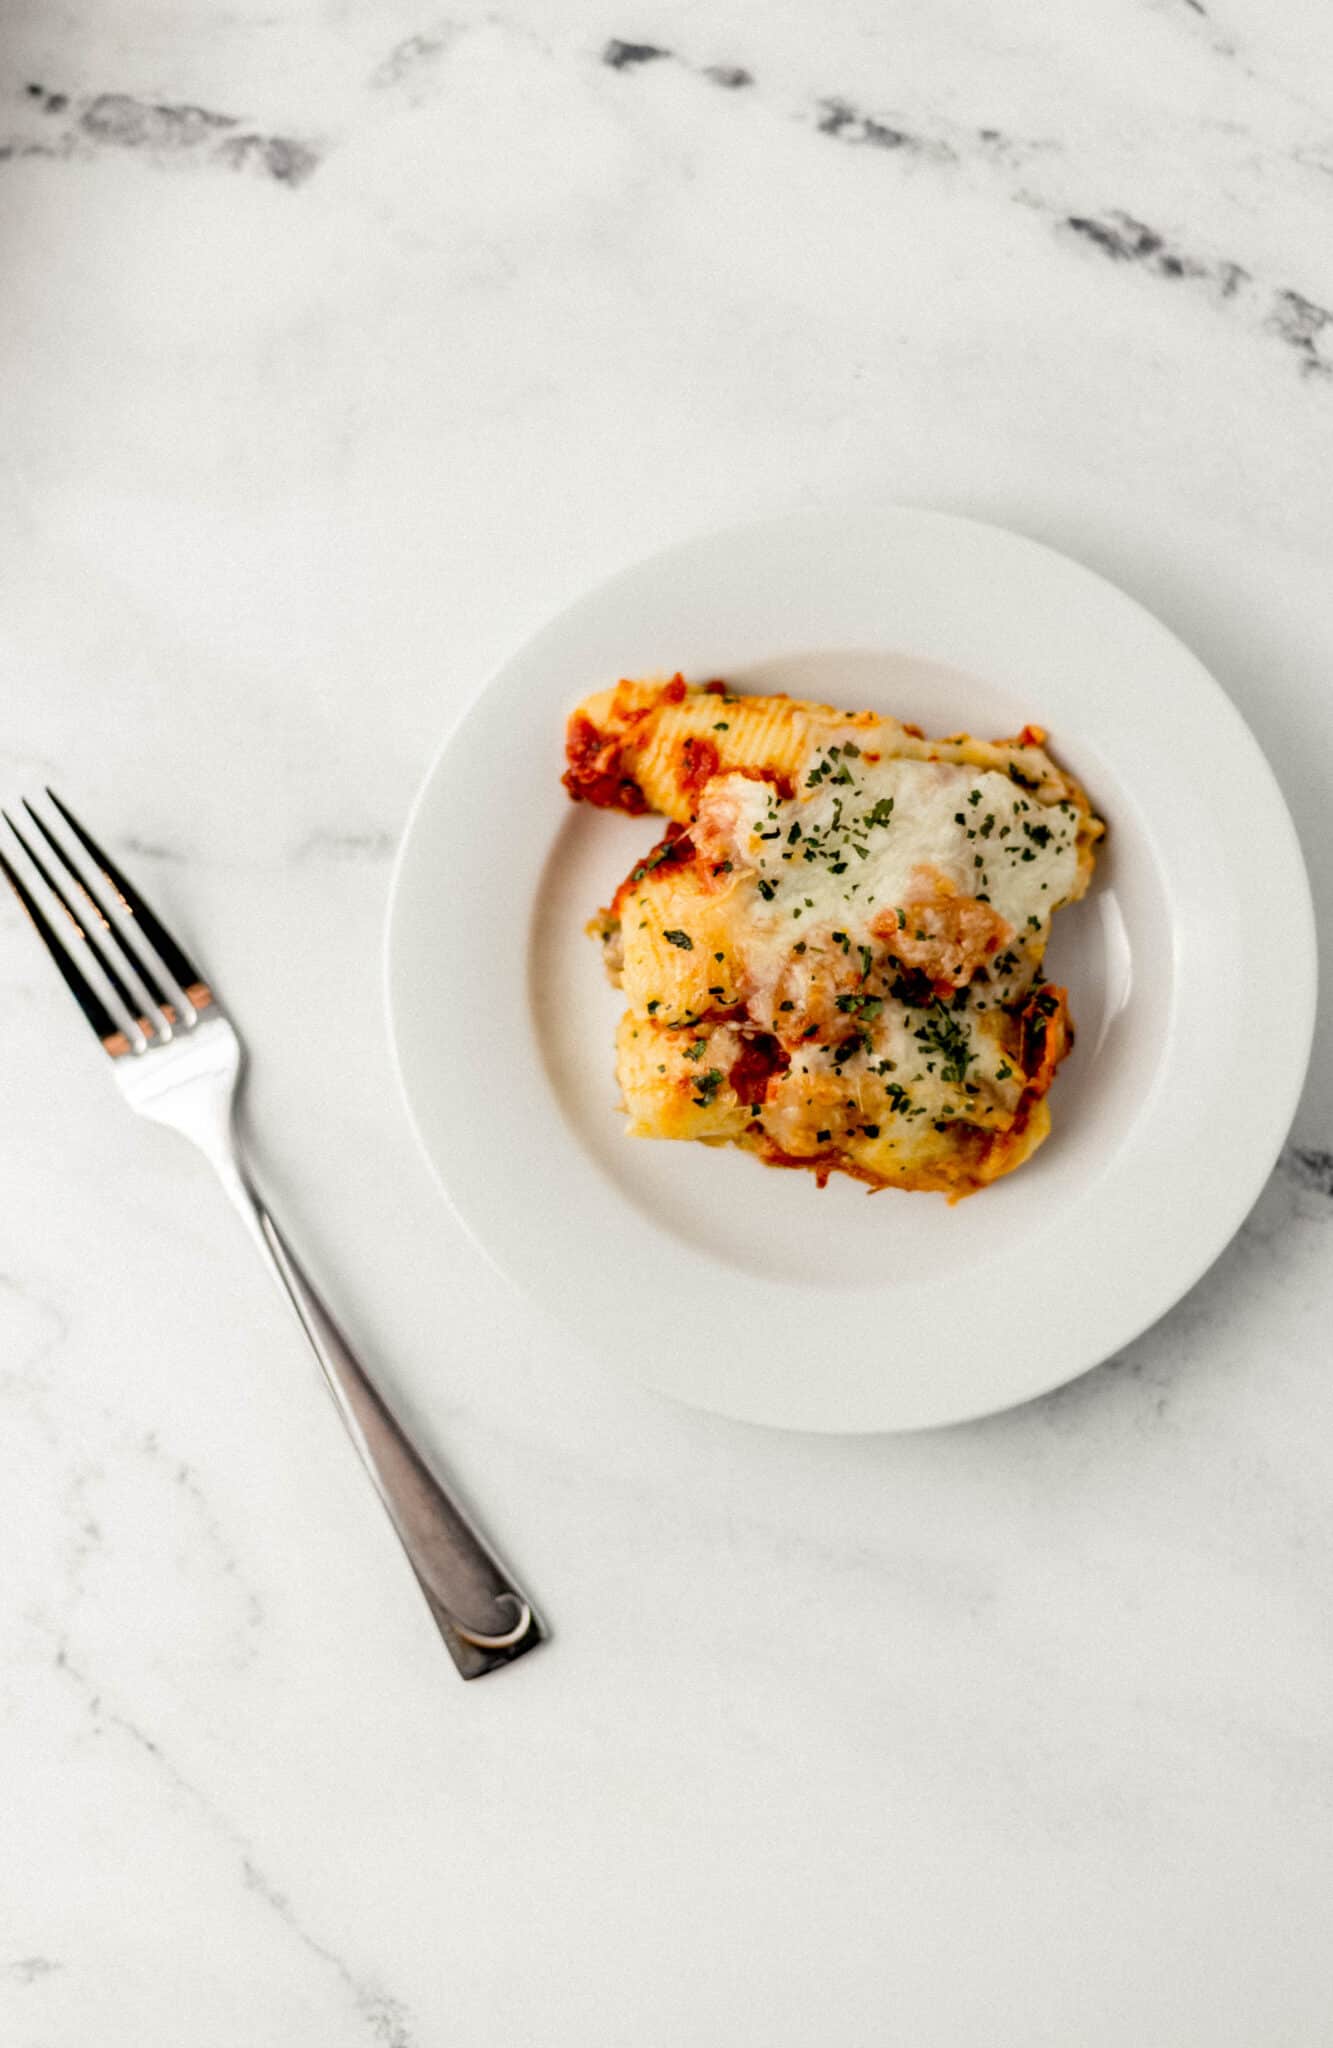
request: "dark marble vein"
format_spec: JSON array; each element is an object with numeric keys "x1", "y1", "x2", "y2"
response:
[
  {"x1": 1064, "y1": 209, "x2": 1247, "y2": 294},
  {"x1": 702, "y1": 64, "x2": 754, "y2": 91},
  {"x1": 1280, "y1": 1145, "x2": 1333, "y2": 1199},
  {"x1": 215, "y1": 132, "x2": 320, "y2": 186},
  {"x1": 9, "y1": 1957, "x2": 62, "y2": 1984},
  {"x1": 1064, "y1": 208, "x2": 1331, "y2": 377},
  {"x1": 120, "y1": 834, "x2": 186, "y2": 864},
  {"x1": 3, "y1": 86, "x2": 320, "y2": 186},
  {"x1": 242, "y1": 1860, "x2": 416, "y2": 2047},
  {"x1": 139, "y1": 1429, "x2": 266, "y2": 1646},
  {"x1": 371, "y1": 27, "x2": 459, "y2": 90},
  {"x1": 0, "y1": 138, "x2": 65, "y2": 164},
  {"x1": 815, "y1": 95, "x2": 956, "y2": 162},
  {"x1": 47, "y1": 1626, "x2": 416, "y2": 2043},
  {"x1": 601, "y1": 40, "x2": 754, "y2": 92},
  {"x1": 25, "y1": 82, "x2": 68, "y2": 114},
  {"x1": 1268, "y1": 291, "x2": 1333, "y2": 378},
  {"x1": 80, "y1": 94, "x2": 236, "y2": 150},
  {"x1": 602, "y1": 39, "x2": 670, "y2": 71},
  {"x1": 597, "y1": 42, "x2": 1330, "y2": 390}
]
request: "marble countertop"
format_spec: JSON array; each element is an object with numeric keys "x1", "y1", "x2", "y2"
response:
[{"x1": 2, "y1": 3, "x2": 1331, "y2": 2042}]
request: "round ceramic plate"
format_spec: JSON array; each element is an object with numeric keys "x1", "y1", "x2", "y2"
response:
[{"x1": 385, "y1": 507, "x2": 1315, "y2": 1432}]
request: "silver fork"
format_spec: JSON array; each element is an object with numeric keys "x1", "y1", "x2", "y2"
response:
[{"x1": 1, "y1": 792, "x2": 542, "y2": 1680}]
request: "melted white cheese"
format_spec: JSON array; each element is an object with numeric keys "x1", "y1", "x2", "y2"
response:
[
  {"x1": 683, "y1": 748, "x2": 1081, "y2": 1134},
  {"x1": 713, "y1": 752, "x2": 1080, "y2": 948}
]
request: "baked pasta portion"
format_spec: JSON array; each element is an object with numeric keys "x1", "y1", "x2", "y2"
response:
[{"x1": 565, "y1": 674, "x2": 1103, "y2": 1197}]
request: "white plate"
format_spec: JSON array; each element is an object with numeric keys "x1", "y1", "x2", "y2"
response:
[{"x1": 385, "y1": 507, "x2": 1316, "y2": 1433}]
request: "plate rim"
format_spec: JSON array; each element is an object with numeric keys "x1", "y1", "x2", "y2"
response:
[{"x1": 384, "y1": 503, "x2": 1317, "y2": 1433}]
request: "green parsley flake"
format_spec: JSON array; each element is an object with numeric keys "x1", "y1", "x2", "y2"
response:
[
  {"x1": 629, "y1": 841, "x2": 680, "y2": 884},
  {"x1": 914, "y1": 1002, "x2": 975, "y2": 1087}
]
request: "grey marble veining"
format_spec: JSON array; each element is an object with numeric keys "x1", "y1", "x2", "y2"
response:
[{"x1": 1, "y1": 2, "x2": 1331, "y2": 2044}]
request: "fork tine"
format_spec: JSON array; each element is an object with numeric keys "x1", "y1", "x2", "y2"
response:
[
  {"x1": 44, "y1": 789, "x2": 212, "y2": 1011},
  {"x1": 20, "y1": 800, "x2": 176, "y2": 1023},
  {"x1": 3, "y1": 809, "x2": 157, "y2": 1037},
  {"x1": 0, "y1": 844, "x2": 130, "y2": 1054}
]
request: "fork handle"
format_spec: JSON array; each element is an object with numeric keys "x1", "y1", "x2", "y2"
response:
[{"x1": 217, "y1": 1163, "x2": 542, "y2": 1680}]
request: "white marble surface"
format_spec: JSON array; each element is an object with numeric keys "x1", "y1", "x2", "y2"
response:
[{"x1": 2, "y1": 1, "x2": 1332, "y2": 2041}]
